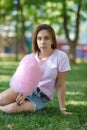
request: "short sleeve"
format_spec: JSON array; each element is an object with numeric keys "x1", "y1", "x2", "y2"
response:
[{"x1": 58, "y1": 52, "x2": 71, "y2": 72}]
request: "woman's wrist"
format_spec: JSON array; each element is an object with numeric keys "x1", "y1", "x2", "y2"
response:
[{"x1": 60, "y1": 107, "x2": 66, "y2": 111}]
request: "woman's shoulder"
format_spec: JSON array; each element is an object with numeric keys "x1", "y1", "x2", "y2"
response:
[
  {"x1": 54, "y1": 50, "x2": 71, "y2": 71},
  {"x1": 52, "y1": 49, "x2": 69, "y2": 64},
  {"x1": 53, "y1": 49, "x2": 67, "y2": 58}
]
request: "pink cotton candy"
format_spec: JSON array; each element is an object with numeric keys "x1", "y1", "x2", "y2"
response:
[{"x1": 10, "y1": 54, "x2": 43, "y2": 95}]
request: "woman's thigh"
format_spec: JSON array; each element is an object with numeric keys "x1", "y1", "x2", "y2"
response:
[{"x1": 0, "y1": 88, "x2": 19, "y2": 105}]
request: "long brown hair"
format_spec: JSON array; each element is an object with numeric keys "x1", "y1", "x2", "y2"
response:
[{"x1": 32, "y1": 24, "x2": 57, "y2": 53}]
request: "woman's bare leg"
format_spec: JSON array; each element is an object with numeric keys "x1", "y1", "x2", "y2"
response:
[
  {"x1": 0, "y1": 101, "x2": 35, "y2": 113},
  {"x1": 0, "y1": 88, "x2": 19, "y2": 106}
]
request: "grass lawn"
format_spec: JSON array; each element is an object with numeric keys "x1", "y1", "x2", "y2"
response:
[{"x1": 0, "y1": 60, "x2": 87, "y2": 130}]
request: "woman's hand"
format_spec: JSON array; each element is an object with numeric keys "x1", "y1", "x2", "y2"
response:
[{"x1": 16, "y1": 93, "x2": 26, "y2": 105}]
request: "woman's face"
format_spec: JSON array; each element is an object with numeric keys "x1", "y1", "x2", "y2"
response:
[{"x1": 37, "y1": 29, "x2": 53, "y2": 51}]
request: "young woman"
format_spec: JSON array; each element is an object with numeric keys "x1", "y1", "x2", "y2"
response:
[{"x1": 0, "y1": 24, "x2": 71, "y2": 114}]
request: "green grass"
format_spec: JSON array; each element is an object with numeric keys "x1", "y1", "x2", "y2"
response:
[{"x1": 0, "y1": 61, "x2": 87, "y2": 130}]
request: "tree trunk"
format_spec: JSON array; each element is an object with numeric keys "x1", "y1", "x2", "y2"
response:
[
  {"x1": 17, "y1": 0, "x2": 29, "y2": 53},
  {"x1": 69, "y1": 43, "x2": 76, "y2": 64},
  {"x1": 62, "y1": 0, "x2": 82, "y2": 64}
]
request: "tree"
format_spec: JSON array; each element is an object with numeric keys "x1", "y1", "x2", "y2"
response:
[
  {"x1": 14, "y1": 0, "x2": 29, "y2": 54},
  {"x1": 0, "y1": 0, "x2": 87, "y2": 63},
  {"x1": 62, "y1": 0, "x2": 82, "y2": 63}
]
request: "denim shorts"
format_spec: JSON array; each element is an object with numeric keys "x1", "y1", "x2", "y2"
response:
[{"x1": 26, "y1": 90, "x2": 49, "y2": 111}]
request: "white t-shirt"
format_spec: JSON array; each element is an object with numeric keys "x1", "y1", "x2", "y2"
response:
[{"x1": 35, "y1": 49, "x2": 71, "y2": 100}]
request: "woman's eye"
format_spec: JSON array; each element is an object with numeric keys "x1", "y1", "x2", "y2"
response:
[
  {"x1": 45, "y1": 36, "x2": 49, "y2": 40},
  {"x1": 37, "y1": 37, "x2": 41, "y2": 40},
  {"x1": 37, "y1": 36, "x2": 50, "y2": 41}
]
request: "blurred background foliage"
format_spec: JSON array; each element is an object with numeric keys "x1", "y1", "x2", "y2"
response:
[{"x1": 0, "y1": 0, "x2": 87, "y2": 63}]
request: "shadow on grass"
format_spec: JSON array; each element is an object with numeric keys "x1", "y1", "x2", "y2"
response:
[
  {"x1": 0, "y1": 61, "x2": 87, "y2": 129},
  {"x1": 0, "y1": 104, "x2": 87, "y2": 130}
]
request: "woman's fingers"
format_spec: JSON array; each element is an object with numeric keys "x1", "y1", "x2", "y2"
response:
[
  {"x1": 16, "y1": 93, "x2": 24, "y2": 105},
  {"x1": 18, "y1": 98, "x2": 25, "y2": 105}
]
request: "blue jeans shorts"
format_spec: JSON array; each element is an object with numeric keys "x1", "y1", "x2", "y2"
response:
[{"x1": 26, "y1": 89, "x2": 49, "y2": 111}]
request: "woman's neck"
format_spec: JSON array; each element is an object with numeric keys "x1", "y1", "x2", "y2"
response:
[{"x1": 38, "y1": 49, "x2": 54, "y2": 60}]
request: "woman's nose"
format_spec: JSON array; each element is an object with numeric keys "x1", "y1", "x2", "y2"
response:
[{"x1": 41, "y1": 38, "x2": 45, "y2": 43}]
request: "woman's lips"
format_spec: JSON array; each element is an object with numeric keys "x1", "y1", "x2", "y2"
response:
[{"x1": 40, "y1": 45, "x2": 46, "y2": 48}]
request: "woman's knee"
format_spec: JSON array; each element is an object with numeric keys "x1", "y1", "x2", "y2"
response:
[
  {"x1": 0, "y1": 89, "x2": 19, "y2": 106},
  {"x1": 0, "y1": 96, "x2": 5, "y2": 106}
]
